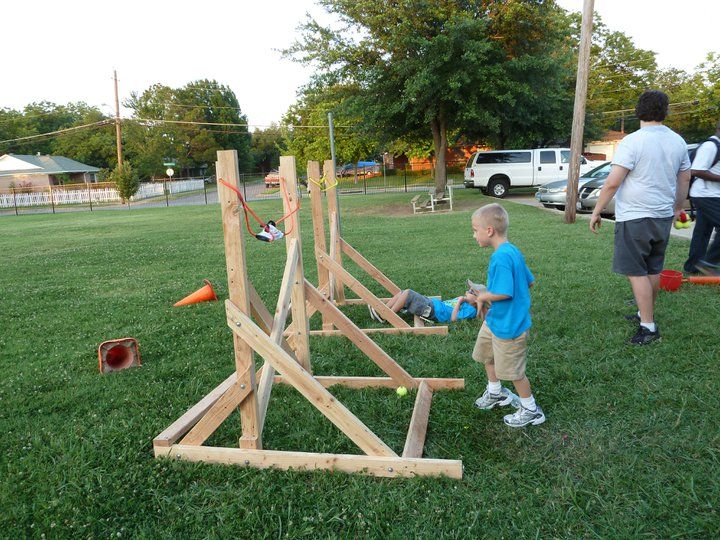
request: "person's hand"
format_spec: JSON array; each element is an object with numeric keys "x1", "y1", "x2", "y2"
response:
[
  {"x1": 590, "y1": 213, "x2": 602, "y2": 234},
  {"x1": 673, "y1": 207, "x2": 682, "y2": 224}
]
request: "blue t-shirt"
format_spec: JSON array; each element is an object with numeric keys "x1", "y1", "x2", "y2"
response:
[
  {"x1": 431, "y1": 297, "x2": 478, "y2": 323},
  {"x1": 485, "y1": 242, "x2": 534, "y2": 339}
]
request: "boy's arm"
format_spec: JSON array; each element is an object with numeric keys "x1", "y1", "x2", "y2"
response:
[
  {"x1": 450, "y1": 298, "x2": 463, "y2": 322},
  {"x1": 476, "y1": 292, "x2": 511, "y2": 304}
]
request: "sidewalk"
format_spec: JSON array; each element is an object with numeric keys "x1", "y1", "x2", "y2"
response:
[{"x1": 504, "y1": 193, "x2": 694, "y2": 240}]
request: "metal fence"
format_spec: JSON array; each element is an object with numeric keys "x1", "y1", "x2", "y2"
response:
[{"x1": 0, "y1": 163, "x2": 467, "y2": 216}]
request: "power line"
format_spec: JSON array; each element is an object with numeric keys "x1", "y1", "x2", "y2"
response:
[{"x1": 0, "y1": 120, "x2": 112, "y2": 146}]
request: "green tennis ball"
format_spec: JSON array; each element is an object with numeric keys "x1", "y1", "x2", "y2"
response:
[{"x1": 396, "y1": 386, "x2": 408, "y2": 397}]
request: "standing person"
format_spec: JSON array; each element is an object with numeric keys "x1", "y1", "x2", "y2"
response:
[
  {"x1": 683, "y1": 120, "x2": 720, "y2": 275},
  {"x1": 590, "y1": 90, "x2": 691, "y2": 345},
  {"x1": 470, "y1": 204, "x2": 544, "y2": 428}
]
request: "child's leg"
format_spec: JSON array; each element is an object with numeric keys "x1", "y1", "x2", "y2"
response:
[
  {"x1": 385, "y1": 289, "x2": 410, "y2": 313},
  {"x1": 511, "y1": 376, "x2": 531, "y2": 399}
]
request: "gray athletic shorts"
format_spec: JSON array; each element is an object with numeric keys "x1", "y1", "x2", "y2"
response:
[
  {"x1": 404, "y1": 290, "x2": 434, "y2": 318},
  {"x1": 613, "y1": 217, "x2": 673, "y2": 276}
]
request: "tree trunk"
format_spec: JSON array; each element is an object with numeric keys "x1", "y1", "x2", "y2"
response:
[{"x1": 430, "y1": 110, "x2": 448, "y2": 196}]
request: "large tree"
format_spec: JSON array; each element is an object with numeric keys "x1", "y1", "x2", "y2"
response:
[
  {"x1": 124, "y1": 80, "x2": 252, "y2": 178},
  {"x1": 286, "y1": 0, "x2": 574, "y2": 192}
]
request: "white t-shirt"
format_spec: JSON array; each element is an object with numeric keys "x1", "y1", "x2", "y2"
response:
[
  {"x1": 689, "y1": 137, "x2": 720, "y2": 198},
  {"x1": 611, "y1": 125, "x2": 691, "y2": 222}
]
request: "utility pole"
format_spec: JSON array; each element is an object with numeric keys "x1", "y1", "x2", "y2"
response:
[
  {"x1": 328, "y1": 112, "x2": 341, "y2": 231},
  {"x1": 114, "y1": 70, "x2": 123, "y2": 171},
  {"x1": 564, "y1": 0, "x2": 595, "y2": 224}
]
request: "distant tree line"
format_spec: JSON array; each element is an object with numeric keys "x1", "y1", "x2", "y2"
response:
[{"x1": 1, "y1": 2, "x2": 718, "y2": 189}]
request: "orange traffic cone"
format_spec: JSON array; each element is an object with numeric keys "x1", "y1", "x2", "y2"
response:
[
  {"x1": 98, "y1": 337, "x2": 141, "y2": 373},
  {"x1": 173, "y1": 279, "x2": 218, "y2": 307}
]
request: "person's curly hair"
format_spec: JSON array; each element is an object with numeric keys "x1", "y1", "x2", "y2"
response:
[{"x1": 635, "y1": 90, "x2": 669, "y2": 122}]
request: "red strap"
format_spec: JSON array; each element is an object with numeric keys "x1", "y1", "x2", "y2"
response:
[{"x1": 217, "y1": 178, "x2": 300, "y2": 237}]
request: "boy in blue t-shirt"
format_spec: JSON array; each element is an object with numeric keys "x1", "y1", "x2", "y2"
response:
[
  {"x1": 370, "y1": 287, "x2": 482, "y2": 324},
  {"x1": 470, "y1": 203, "x2": 545, "y2": 428}
]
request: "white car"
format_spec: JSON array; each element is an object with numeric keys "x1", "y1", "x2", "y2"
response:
[{"x1": 464, "y1": 148, "x2": 598, "y2": 198}]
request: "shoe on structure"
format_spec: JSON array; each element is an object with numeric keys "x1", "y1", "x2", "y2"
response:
[
  {"x1": 503, "y1": 405, "x2": 546, "y2": 428},
  {"x1": 629, "y1": 325, "x2": 661, "y2": 345},
  {"x1": 474, "y1": 387, "x2": 519, "y2": 410},
  {"x1": 368, "y1": 305, "x2": 385, "y2": 323}
]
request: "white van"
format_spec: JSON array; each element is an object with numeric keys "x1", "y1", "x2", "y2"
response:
[{"x1": 463, "y1": 148, "x2": 597, "y2": 198}]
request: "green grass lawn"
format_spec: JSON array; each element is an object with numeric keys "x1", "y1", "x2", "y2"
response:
[{"x1": 1, "y1": 190, "x2": 718, "y2": 538}]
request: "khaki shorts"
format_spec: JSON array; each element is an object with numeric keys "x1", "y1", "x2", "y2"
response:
[{"x1": 472, "y1": 322, "x2": 529, "y2": 380}]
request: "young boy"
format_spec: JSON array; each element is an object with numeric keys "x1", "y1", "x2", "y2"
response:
[
  {"x1": 471, "y1": 204, "x2": 545, "y2": 427},
  {"x1": 369, "y1": 285, "x2": 484, "y2": 324}
]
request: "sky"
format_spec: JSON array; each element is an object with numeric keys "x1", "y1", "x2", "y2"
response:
[{"x1": 2, "y1": 0, "x2": 718, "y2": 127}]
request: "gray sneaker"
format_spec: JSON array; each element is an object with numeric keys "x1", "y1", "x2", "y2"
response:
[
  {"x1": 503, "y1": 405, "x2": 546, "y2": 428},
  {"x1": 474, "y1": 387, "x2": 519, "y2": 410}
]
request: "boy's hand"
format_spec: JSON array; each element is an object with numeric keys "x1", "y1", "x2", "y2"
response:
[{"x1": 590, "y1": 213, "x2": 602, "y2": 234}]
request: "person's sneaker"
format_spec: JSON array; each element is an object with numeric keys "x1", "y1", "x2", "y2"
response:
[
  {"x1": 474, "y1": 387, "x2": 519, "y2": 410},
  {"x1": 696, "y1": 260, "x2": 720, "y2": 277},
  {"x1": 629, "y1": 325, "x2": 661, "y2": 345},
  {"x1": 503, "y1": 405, "x2": 546, "y2": 428},
  {"x1": 624, "y1": 313, "x2": 640, "y2": 323},
  {"x1": 368, "y1": 305, "x2": 385, "y2": 323}
]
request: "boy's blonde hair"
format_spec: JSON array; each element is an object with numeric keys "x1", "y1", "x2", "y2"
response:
[{"x1": 472, "y1": 203, "x2": 509, "y2": 235}]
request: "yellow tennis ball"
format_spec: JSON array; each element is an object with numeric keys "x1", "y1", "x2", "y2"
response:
[{"x1": 396, "y1": 386, "x2": 408, "y2": 397}]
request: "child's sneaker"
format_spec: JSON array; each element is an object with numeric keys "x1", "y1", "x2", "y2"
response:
[
  {"x1": 368, "y1": 305, "x2": 385, "y2": 323},
  {"x1": 474, "y1": 387, "x2": 519, "y2": 410},
  {"x1": 629, "y1": 325, "x2": 660, "y2": 345},
  {"x1": 503, "y1": 405, "x2": 546, "y2": 428}
]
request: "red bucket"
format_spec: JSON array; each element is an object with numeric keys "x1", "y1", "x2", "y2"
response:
[{"x1": 659, "y1": 269, "x2": 683, "y2": 292}]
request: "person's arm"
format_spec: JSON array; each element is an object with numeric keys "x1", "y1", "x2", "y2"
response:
[
  {"x1": 450, "y1": 298, "x2": 463, "y2": 322},
  {"x1": 590, "y1": 165, "x2": 630, "y2": 233},
  {"x1": 476, "y1": 292, "x2": 511, "y2": 304},
  {"x1": 692, "y1": 169, "x2": 720, "y2": 182},
  {"x1": 674, "y1": 169, "x2": 692, "y2": 220}
]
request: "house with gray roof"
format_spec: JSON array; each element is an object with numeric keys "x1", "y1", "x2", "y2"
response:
[{"x1": 0, "y1": 154, "x2": 100, "y2": 190}]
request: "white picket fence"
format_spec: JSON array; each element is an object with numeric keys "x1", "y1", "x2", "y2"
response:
[{"x1": 0, "y1": 179, "x2": 205, "y2": 208}]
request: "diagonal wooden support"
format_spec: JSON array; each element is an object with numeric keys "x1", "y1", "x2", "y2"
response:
[
  {"x1": 153, "y1": 372, "x2": 238, "y2": 448},
  {"x1": 256, "y1": 239, "x2": 299, "y2": 435},
  {"x1": 316, "y1": 249, "x2": 411, "y2": 329},
  {"x1": 180, "y1": 369, "x2": 253, "y2": 446},
  {"x1": 226, "y1": 299, "x2": 397, "y2": 457},
  {"x1": 304, "y1": 280, "x2": 416, "y2": 388},
  {"x1": 402, "y1": 381, "x2": 433, "y2": 458},
  {"x1": 248, "y1": 283, "x2": 299, "y2": 361},
  {"x1": 340, "y1": 238, "x2": 402, "y2": 296}
]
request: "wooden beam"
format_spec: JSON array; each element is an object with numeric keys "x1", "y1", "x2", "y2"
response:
[
  {"x1": 329, "y1": 210, "x2": 346, "y2": 305},
  {"x1": 180, "y1": 375, "x2": 253, "y2": 446},
  {"x1": 248, "y1": 283, "x2": 299, "y2": 361},
  {"x1": 343, "y1": 296, "x2": 440, "y2": 305},
  {"x1": 340, "y1": 239, "x2": 402, "y2": 296},
  {"x1": 153, "y1": 372, "x2": 237, "y2": 448},
  {"x1": 157, "y1": 445, "x2": 463, "y2": 479},
  {"x1": 307, "y1": 160, "x2": 333, "y2": 331},
  {"x1": 273, "y1": 376, "x2": 465, "y2": 391},
  {"x1": 256, "y1": 239, "x2": 300, "y2": 434},
  {"x1": 217, "y1": 150, "x2": 261, "y2": 449},
  {"x1": 317, "y1": 250, "x2": 411, "y2": 329},
  {"x1": 307, "y1": 326, "x2": 448, "y2": 337},
  {"x1": 304, "y1": 281, "x2": 417, "y2": 388},
  {"x1": 403, "y1": 381, "x2": 433, "y2": 458},
  {"x1": 279, "y1": 156, "x2": 312, "y2": 372},
  {"x1": 226, "y1": 300, "x2": 397, "y2": 457}
]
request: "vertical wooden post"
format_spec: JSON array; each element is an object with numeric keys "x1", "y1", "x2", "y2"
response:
[
  {"x1": 323, "y1": 159, "x2": 346, "y2": 305},
  {"x1": 564, "y1": 0, "x2": 595, "y2": 224},
  {"x1": 307, "y1": 161, "x2": 333, "y2": 331},
  {"x1": 279, "y1": 156, "x2": 312, "y2": 372},
  {"x1": 217, "y1": 149, "x2": 261, "y2": 449},
  {"x1": 49, "y1": 184, "x2": 55, "y2": 214}
]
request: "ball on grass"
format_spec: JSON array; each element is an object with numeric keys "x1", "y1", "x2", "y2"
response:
[{"x1": 396, "y1": 386, "x2": 408, "y2": 397}]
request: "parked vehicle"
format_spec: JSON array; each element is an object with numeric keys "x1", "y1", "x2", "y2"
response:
[
  {"x1": 577, "y1": 144, "x2": 700, "y2": 216},
  {"x1": 464, "y1": 148, "x2": 598, "y2": 197},
  {"x1": 338, "y1": 161, "x2": 381, "y2": 178},
  {"x1": 264, "y1": 170, "x2": 280, "y2": 188},
  {"x1": 536, "y1": 162, "x2": 611, "y2": 210}
]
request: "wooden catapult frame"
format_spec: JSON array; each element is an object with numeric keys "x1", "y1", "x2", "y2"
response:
[
  {"x1": 306, "y1": 159, "x2": 449, "y2": 336},
  {"x1": 153, "y1": 151, "x2": 464, "y2": 479}
]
